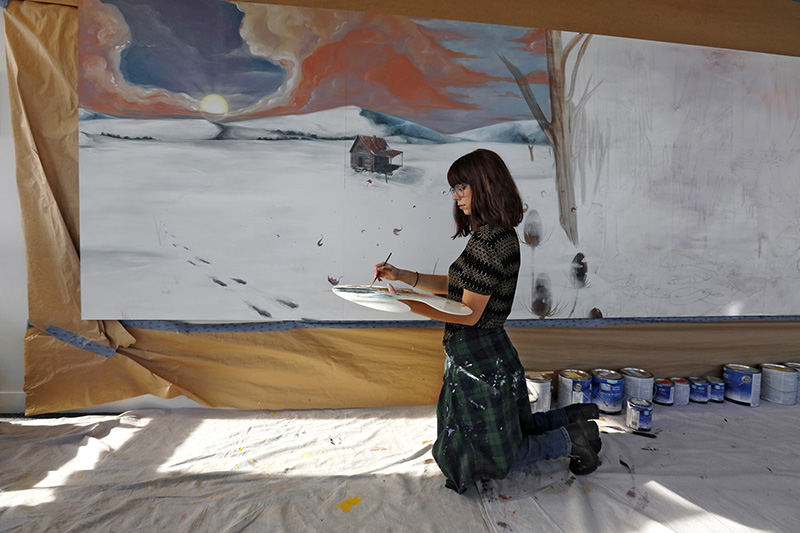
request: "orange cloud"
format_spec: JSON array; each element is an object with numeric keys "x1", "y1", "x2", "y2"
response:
[
  {"x1": 514, "y1": 28, "x2": 547, "y2": 54},
  {"x1": 233, "y1": 6, "x2": 505, "y2": 118}
]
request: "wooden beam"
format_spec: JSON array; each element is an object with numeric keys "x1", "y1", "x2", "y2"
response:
[{"x1": 249, "y1": 0, "x2": 800, "y2": 57}]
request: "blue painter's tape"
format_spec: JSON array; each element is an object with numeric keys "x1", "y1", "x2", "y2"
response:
[
  {"x1": 120, "y1": 314, "x2": 800, "y2": 334},
  {"x1": 45, "y1": 325, "x2": 116, "y2": 358}
]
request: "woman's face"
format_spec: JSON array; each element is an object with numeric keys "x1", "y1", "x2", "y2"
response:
[{"x1": 452, "y1": 184, "x2": 472, "y2": 216}]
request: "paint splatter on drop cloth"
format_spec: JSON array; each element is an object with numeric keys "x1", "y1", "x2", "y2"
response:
[{"x1": 337, "y1": 496, "x2": 362, "y2": 512}]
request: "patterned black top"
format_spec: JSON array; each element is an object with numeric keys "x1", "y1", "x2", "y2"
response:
[{"x1": 443, "y1": 224, "x2": 520, "y2": 345}]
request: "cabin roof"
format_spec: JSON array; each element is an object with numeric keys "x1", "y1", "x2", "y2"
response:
[{"x1": 349, "y1": 135, "x2": 403, "y2": 156}]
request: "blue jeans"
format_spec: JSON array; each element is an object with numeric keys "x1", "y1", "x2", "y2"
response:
[{"x1": 510, "y1": 408, "x2": 571, "y2": 469}]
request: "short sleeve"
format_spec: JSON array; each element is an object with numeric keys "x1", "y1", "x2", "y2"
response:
[{"x1": 457, "y1": 232, "x2": 505, "y2": 296}]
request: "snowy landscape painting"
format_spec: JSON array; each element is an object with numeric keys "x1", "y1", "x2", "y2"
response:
[{"x1": 78, "y1": 0, "x2": 800, "y2": 321}]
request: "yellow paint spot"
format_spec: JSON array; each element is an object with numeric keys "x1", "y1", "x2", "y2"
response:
[
  {"x1": 337, "y1": 496, "x2": 362, "y2": 512},
  {"x1": 271, "y1": 413, "x2": 276, "y2": 417},
  {"x1": 422, "y1": 440, "x2": 432, "y2": 444},
  {"x1": 302, "y1": 452, "x2": 313, "y2": 459}
]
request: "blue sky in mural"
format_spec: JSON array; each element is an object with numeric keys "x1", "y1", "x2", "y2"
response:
[{"x1": 105, "y1": 0, "x2": 286, "y2": 111}]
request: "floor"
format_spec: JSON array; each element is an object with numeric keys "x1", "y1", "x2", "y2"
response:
[{"x1": 1, "y1": 400, "x2": 797, "y2": 532}]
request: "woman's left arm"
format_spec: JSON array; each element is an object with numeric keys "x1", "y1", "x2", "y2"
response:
[{"x1": 398, "y1": 289, "x2": 490, "y2": 326}]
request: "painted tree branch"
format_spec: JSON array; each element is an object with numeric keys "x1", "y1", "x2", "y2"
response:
[
  {"x1": 498, "y1": 54, "x2": 554, "y2": 146},
  {"x1": 501, "y1": 30, "x2": 597, "y2": 246}
]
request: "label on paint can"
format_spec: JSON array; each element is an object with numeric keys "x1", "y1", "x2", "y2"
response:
[
  {"x1": 670, "y1": 377, "x2": 691, "y2": 406},
  {"x1": 526, "y1": 373, "x2": 552, "y2": 413},
  {"x1": 705, "y1": 376, "x2": 725, "y2": 402},
  {"x1": 621, "y1": 367, "x2": 654, "y2": 402},
  {"x1": 653, "y1": 378, "x2": 675, "y2": 405},
  {"x1": 760, "y1": 363, "x2": 797, "y2": 405},
  {"x1": 626, "y1": 398, "x2": 653, "y2": 431},
  {"x1": 689, "y1": 377, "x2": 710, "y2": 403},
  {"x1": 591, "y1": 369, "x2": 624, "y2": 414},
  {"x1": 723, "y1": 364, "x2": 761, "y2": 407},
  {"x1": 558, "y1": 369, "x2": 592, "y2": 407},
  {"x1": 784, "y1": 362, "x2": 800, "y2": 404}
]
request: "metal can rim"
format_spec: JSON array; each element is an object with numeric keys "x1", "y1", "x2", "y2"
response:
[
  {"x1": 560, "y1": 369, "x2": 591, "y2": 380},
  {"x1": 591, "y1": 368, "x2": 623, "y2": 380},
  {"x1": 669, "y1": 377, "x2": 690, "y2": 384},
  {"x1": 723, "y1": 363, "x2": 760, "y2": 374},
  {"x1": 760, "y1": 363, "x2": 795, "y2": 373},
  {"x1": 526, "y1": 373, "x2": 552, "y2": 382},
  {"x1": 620, "y1": 367, "x2": 653, "y2": 378},
  {"x1": 627, "y1": 398, "x2": 653, "y2": 408}
]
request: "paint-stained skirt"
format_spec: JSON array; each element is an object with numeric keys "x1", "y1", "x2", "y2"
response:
[{"x1": 432, "y1": 327, "x2": 534, "y2": 493}]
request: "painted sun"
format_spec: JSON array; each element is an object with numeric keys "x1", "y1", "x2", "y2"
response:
[{"x1": 200, "y1": 94, "x2": 229, "y2": 114}]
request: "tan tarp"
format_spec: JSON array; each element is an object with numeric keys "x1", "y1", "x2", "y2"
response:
[{"x1": 6, "y1": 0, "x2": 800, "y2": 415}]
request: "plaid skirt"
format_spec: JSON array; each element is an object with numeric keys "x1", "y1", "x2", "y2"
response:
[{"x1": 432, "y1": 327, "x2": 534, "y2": 493}]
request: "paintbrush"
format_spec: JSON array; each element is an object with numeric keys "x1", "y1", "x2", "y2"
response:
[
  {"x1": 599, "y1": 425, "x2": 657, "y2": 438},
  {"x1": 369, "y1": 252, "x2": 392, "y2": 288},
  {"x1": 596, "y1": 418, "x2": 657, "y2": 438}
]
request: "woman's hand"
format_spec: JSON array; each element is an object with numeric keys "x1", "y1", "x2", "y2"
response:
[{"x1": 374, "y1": 262, "x2": 401, "y2": 282}]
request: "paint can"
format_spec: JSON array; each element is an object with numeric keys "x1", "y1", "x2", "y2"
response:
[
  {"x1": 688, "y1": 377, "x2": 710, "y2": 403},
  {"x1": 558, "y1": 369, "x2": 592, "y2": 407},
  {"x1": 653, "y1": 378, "x2": 675, "y2": 405},
  {"x1": 590, "y1": 369, "x2": 624, "y2": 414},
  {"x1": 621, "y1": 367, "x2": 654, "y2": 402},
  {"x1": 526, "y1": 373, "x2": 552, "y2": 413},
  {"x1": 722, "y1": 363, "x2": 761, "y2": 407},
  {"x1": 784, "y1": 362, "x2": 800, "y2": 403},
  {"x1": 705, "y1": 376, "x2": 725, "y2": 402},
  {"x1": 626, "y1": 398, "x2": 653, "y2": 431},
  {"x1": 759, "y1": 363, "x2": 798, "y2": 405},
  {"x1": 670, "y1": 377, "x2": 691, "y2": 406}
]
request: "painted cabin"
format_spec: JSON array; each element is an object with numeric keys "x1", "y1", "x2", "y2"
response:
[{"x1": 349, "y1": 135, "x2": 403, "y2": 175}]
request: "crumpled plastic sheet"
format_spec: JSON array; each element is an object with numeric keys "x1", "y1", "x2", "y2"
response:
[
  {"x1": 478, "y1": 401, "x2": 800, "y2": 532},
  {"x1": 1, "y1": 401, "x2": 798, "y2": 532},
  {"x1": 0, "y1": 406, "x2": 490, "y2": 532}
]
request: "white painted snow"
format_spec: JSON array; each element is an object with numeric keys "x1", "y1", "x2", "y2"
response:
[{"x1": 79, "y1": 36, "x2": 800, "y2": 321}]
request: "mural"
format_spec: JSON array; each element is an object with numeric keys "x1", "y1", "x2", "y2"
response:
[{"x1": 78, "y1": 0, "x2": 800, "y2": 320}]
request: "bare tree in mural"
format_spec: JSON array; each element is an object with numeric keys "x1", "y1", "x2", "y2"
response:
[{"x1": 500, "y1": 31, "x2": 600, "y2": 245}]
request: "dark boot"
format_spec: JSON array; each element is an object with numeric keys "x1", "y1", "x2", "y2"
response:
[
  {"x1": 564, "y1": 404, "x2": 601, "y2": 452},
  {"x1": 565, "y1": 420, "x2": 601, "y2": 476}
]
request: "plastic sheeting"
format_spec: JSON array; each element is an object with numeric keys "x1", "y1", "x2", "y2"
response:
[
  {"x1": 6, "y1": 0, "x2": 800, "y2": 415},
  {"x1": 1, "y1": 401, "x2": 798, "y2": 531}
]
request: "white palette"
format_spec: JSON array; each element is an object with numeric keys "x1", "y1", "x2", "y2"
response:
[{"x1": 331, "y1": 285, "x2": 472, "y2": 315}]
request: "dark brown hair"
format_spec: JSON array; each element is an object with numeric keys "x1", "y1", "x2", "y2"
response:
[{"x1": 447, "y1": 149, "x2": 523, "y2": 238}]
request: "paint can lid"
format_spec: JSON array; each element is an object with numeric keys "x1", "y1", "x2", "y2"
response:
[
  {"x1": 621, "y1": 367, "x2": 653, "y2": 378},
  {"x1": 761, "y1": 363, "x2": 796, "y2": 373},
  {"x1": 526, "y1": 373, "x2": 552, "y2": 382},
  {"x1": 669, "y1": 377, "x2": 690, "y2": 384},
  {"x1": 688, "y1": 376, "x2": 708, "y2": 384},
  {"x1": 783, "y1": 362, "x2": 800, "y2": 369},
  {"x1": 704, "y1": 376, "x2": 724, "y2": 383},
  {"x1": 591, "y1": 368, "x2": 623, "y2": 380},
  {"x1": 655, "y1": 378, "x2": 673, "y2": 386},
  {"x1": 627, "y1": 398, "x2": 653, "y2": 409},
  {"x1": 560, "y1": 369, "x2": 591, "y2": 380},
  {"x1": 723, "y1": 363, "x2": 760, "y2": 374}
]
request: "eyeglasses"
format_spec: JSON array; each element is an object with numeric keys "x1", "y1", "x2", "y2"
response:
[{"x1": 449, "y1": 184, "x2": 468, "y2": 197}]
